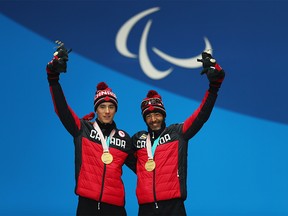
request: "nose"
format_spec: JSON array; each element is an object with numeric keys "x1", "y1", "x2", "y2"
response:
[
  {"x1": 105, "y1": 107, "x2": 110, "y2": 113},
  {"x1": 150, "y1": 114, "x2": 157, "y2": 121}
]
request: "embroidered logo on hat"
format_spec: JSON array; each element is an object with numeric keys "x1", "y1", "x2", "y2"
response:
[
  {"x1": 141, "y1": 90, "x2": 166, "y2": 119},
  {"x1": 94, "y1": 82, "x2": 118, "y2": 111}
]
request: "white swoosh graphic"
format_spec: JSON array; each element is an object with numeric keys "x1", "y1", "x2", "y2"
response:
[
  {"x1": 115, "y1": 7, "x2": 213, "y2": 80},
  {"x1": 139, "y1": 20, "x2": 173, "y2": 80},
  {"x1": 116, "y1": 7, "x2": 160, "y2": 58},
  {"x1": 152, "y1": 37, "x2": 212, "y2": 68}
]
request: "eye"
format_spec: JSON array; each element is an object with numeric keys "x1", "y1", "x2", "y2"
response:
[
  {"x1": 99, "y1": 105, "x2": 106, "y2": 109},
  {"x1": 146, "y1": 114, "x2": 152, "y2": 119}
]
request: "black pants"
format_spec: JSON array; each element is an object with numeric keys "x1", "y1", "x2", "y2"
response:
[
  {"x1": 138, "y1": 198, "x2": 186, "y2": 216},
  {"x1": 76, "y1": 196, "x2": 127, "y2": 216}
]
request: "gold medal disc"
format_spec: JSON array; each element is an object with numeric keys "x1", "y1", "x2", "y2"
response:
[
  {"x1": 145, "y1": 159, "x2": 156, "y2": 171},
  {"x1": 101, "y1": 152, "x2": 113, "y2": 164}
]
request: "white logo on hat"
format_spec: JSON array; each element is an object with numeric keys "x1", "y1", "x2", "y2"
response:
[
  {"x1": 116, "y1": 7, "x2": 212, "y2": 80},
  {"x1": 95, "y1": 90, "x2": 117, "y2": 100}
]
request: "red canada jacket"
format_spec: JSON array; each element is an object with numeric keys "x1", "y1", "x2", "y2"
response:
[
  {"x1": 48, "y1": 80, "x2": 131, "y2": 207},
  {"x1": 131, "y1": 87, "x2": 218, "y2": 204}
]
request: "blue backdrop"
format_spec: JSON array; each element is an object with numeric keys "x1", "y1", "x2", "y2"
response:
[{"x1": 1, "y1": 1, "x2": 288, "y2": 215}]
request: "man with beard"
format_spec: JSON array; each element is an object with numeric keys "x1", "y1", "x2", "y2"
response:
[{"x1": 127, "y1": 51, "x2": 225, "y2": 216}]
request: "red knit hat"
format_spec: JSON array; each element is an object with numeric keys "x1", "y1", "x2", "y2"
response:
[
  {"x1": 141, "y1": 90, "x2": 166, "y2": 119},
  {"x1": 94, "y1": 82, "x2": 118, "y2": 112}
]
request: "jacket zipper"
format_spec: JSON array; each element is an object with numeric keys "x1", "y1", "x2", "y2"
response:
[
  {"x1": 98, "y1": 164, "x2": 107, "y2": 210},
  {"x1": 151, "y1": 131, "x2": 158, "y2": 209},
  {"x1": 153, "y1": 169, "x2": 158, "y2": 209}
]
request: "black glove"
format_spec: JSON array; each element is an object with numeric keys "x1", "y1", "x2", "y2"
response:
[
  {"x1": 197, "y1": 52, "x2": 225, "y2": 88},
  {"x1": 46, "y1": 40, "x2": 72, "y2": 75}
]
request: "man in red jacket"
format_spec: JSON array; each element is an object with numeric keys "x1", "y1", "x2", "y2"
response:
[
  {"x1": 46, "y1": 41, "x2": 131, "y2": 216},
  {"x1": 128, "y1": 52, "x2": 225, "y2": 216}
]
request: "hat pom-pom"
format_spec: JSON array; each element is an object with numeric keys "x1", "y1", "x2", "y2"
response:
[
  {"x1": 147, "y1": 90, "x2": 158, "y2": 98},
  {"x1": 97, "y1": 82, "x2": 108, "y2": 90}
]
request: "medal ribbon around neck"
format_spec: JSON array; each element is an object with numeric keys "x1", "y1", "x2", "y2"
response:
[
  {"x1": 145, "y1": 134, "x2": 161, "y2": 172},
  {"x1": 93, "y1": 122, "x2": 115, "y2": 164},
  {"x1": 146, "y1": 133, "x2": 160, "y2": 160}
]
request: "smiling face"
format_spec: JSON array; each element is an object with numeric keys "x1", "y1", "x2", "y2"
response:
[
  {"x1": 145, "y1": 112, "x2": 164, "y2": 131},
  {"x1": 96, "y1": 102, "x2": 116, "y2": 124}
]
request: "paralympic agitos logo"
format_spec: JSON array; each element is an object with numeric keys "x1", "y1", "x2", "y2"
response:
[{"x1": 115, "y1": 7, "x2": 213, "y2": 80}]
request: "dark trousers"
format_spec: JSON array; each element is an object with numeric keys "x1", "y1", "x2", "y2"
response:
[
  {"x1": 138, "y1": 198, "x2": 186, "y2": 216},
  {"x1": 76, "y1": 196, "x2": 127, "y2": 216}
]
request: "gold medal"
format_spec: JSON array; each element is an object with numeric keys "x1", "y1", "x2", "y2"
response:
[
  {"x1": 101, "y1": 152, "x2": 113, "y2": 164},
  {"x1": 145, "y1": 159, "x2": 156, "y2": 171}
]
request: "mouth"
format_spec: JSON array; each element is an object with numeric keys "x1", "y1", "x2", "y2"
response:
[
  {"x1": 101, "y1": 116, "x2": 112, "y2": 122},
  {"x1": 149, "y1": 122, "x2": 161, "y2": 129}
]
